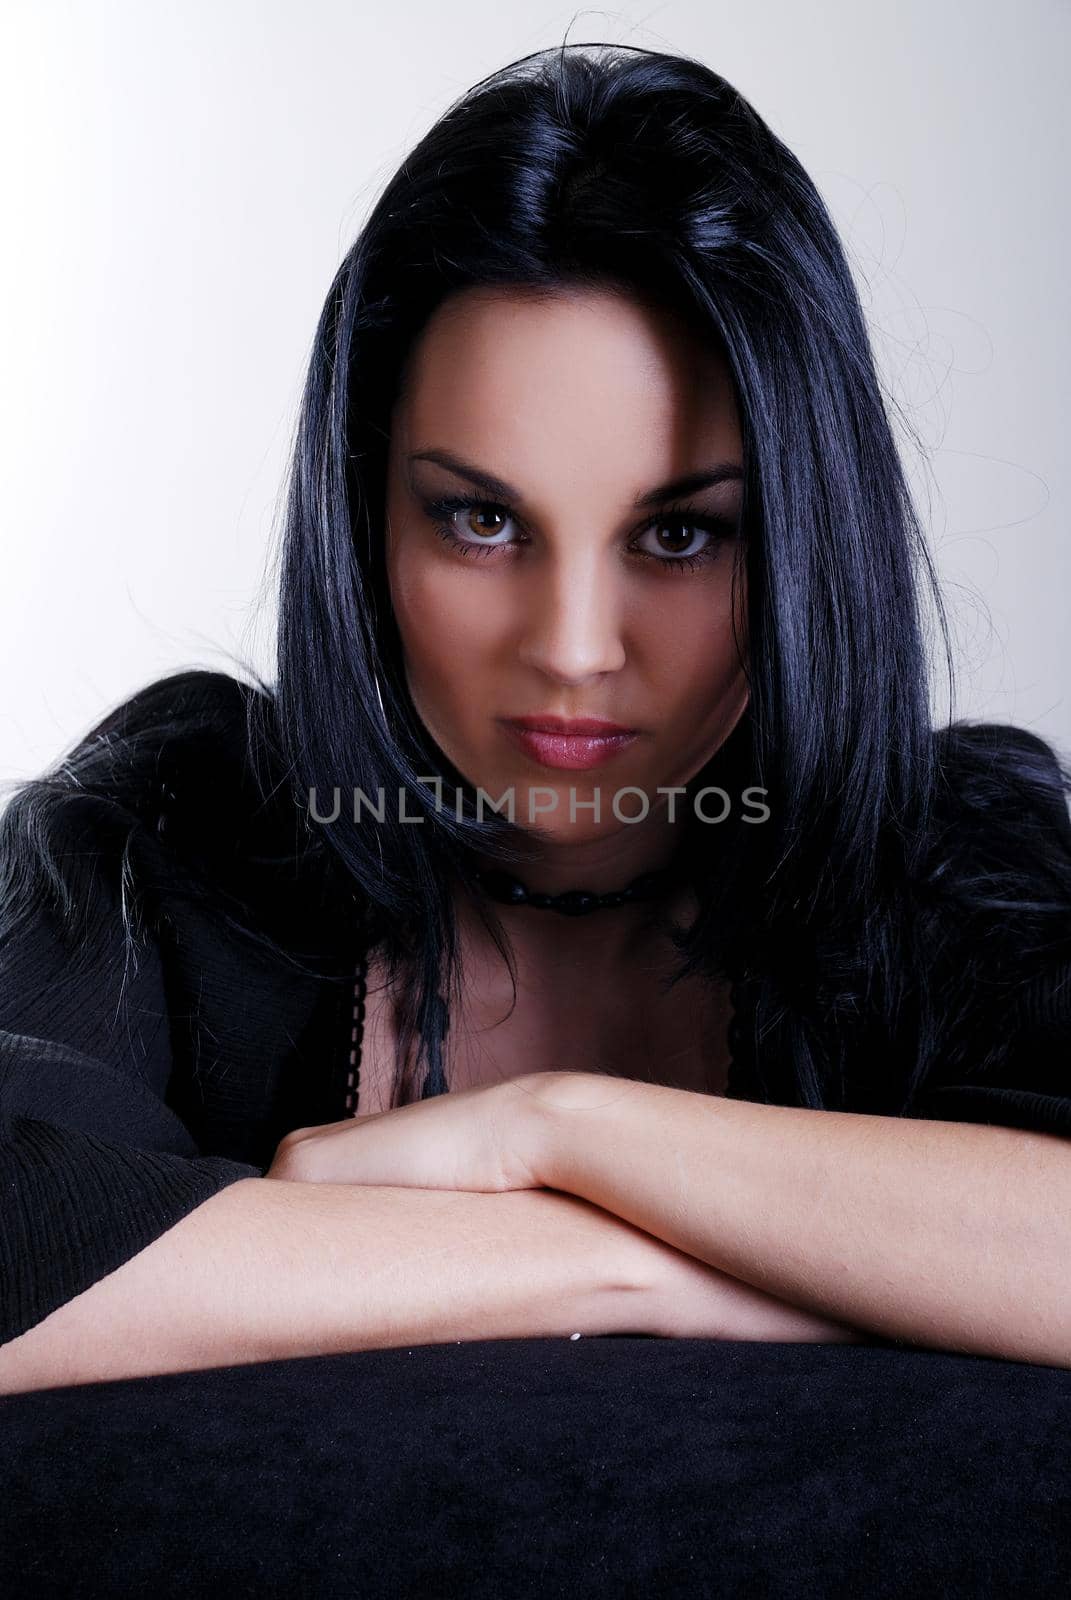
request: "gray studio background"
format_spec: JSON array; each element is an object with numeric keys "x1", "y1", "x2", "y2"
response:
[{"x1": 1, "y1": 0, "x2": 1068, "y2": 791}]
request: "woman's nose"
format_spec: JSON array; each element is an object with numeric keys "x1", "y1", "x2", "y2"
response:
[{"x1": 513, "y1": 549, "x2": 628, "y2": 684}]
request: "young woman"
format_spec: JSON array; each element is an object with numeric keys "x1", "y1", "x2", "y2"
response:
[{"x1": 2, "y1": 43, "x2": 1070, "y2": 1394}]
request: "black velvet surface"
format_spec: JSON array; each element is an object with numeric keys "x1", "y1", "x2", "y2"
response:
[{"x1": 3, "y1": 1337, "x2": 1071, "y2": 1598}]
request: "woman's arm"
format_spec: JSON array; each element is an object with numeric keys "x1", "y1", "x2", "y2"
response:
[
  {"x1": 0, "y1": 1180, "x2": 637, "y2": 1395},
  {"x1": 0, "y1": 1184, "x2": 643, "y2": 1395},
  {"x1": 0, "y1": 1174, "x2": 861, "y2": 1397},
  {"x1": 517, "y1": 1073, "x2": 1071, "y2": 1368}
]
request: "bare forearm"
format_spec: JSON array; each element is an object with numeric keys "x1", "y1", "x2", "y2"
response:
[
  {"x1": 0, "y1": 1171, "x2": 864, "y2": 1396},
  {"x1": 0, "y1": 1178, "x2": 658, "y2": 1396},
  {"x1": 523, "y1": 1073, "x2": 1071, "y2": 1368}
]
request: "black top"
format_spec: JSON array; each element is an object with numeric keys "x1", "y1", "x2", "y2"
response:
[{"x1": 2, "y1": 669, "x2": 1070, "y2": 1348}]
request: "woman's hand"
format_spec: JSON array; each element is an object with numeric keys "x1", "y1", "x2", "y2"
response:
[
  {"x1": 266, "y1": 1074, "x2": 869, "y2": 1346},
  {"x1": 648, "y1": 1247, "x2": 870, "y2": 1344},
  {"x1": 266, "y1": 1071, "x2": 564, "y2": 1192}
]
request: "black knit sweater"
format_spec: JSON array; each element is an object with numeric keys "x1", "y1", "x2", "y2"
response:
[{"x1": 2, "y1": 670, "x2": 1070, "y2": 1347}]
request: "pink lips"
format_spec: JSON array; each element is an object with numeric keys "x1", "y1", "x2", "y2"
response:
[
  {"x1": 500, "y1": 715, "x2": 640, "y2": 771},
  {"x1": 508, "y1": 714, "x2": 637, "y2": 736}
]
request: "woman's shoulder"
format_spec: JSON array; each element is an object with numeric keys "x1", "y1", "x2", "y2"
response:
[
  {"x1": 0, "y1": 667, "x2": 265, "y2": 818},
  {"x1": 931, "y1": 719, "x2": 1071, "y2": 841},
  {"x1": 1, "y1": 669, "x2": 356, "y2": 968},
  {"x1": 918, "y1": 717, "x2": 1071, "y2": 1040},
  {"x1": 1, "y1": 668, "x2": 278, "y2": 878},
  {"x1": 918, "y1": 720, "x2": 1071, "y2": 987},
  {"x1": 925, "y1": 720, "x2": 1071, "y2": 917},
  {"x1": 67, "y1": 666, "x2": 274, "y2": 819},
  {"x1": 726, "y1": 720, "x2": 1071, "y2": 1117}
]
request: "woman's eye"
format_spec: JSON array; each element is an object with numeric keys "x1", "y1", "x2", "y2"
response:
[
  {"x1": 420, "y1": 494, "x2": 736, "y2": 571},
  {"x1": 629, "y1": 510, "x2": 739, "y2": 571},
  {"x1": 423, "y1": 496, "x2": 519, "y2": 556},
  {"x1": 454, "y1": 505, "x2": 516, "y2": 545},
  {"x1": 633, "y1": 517, "x2": 716, "y2": 564}
]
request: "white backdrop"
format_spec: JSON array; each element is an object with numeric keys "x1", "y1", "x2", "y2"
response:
[{"x1": 2, "y1": 0, "x2": 1068, "y2": 789}]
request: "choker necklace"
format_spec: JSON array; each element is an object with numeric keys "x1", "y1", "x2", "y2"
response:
[{"x1": 472, "y1": 861, "x2": 690, "y2": 917}]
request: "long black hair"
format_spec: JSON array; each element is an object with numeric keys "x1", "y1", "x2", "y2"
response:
[{"x1": 4, "y1": 42, "x2": 1070, "y2": 1117}]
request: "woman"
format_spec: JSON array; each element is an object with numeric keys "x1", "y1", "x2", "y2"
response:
[{"x1": 2, "y1": 43, "x2": 1070, "y2": 1393}]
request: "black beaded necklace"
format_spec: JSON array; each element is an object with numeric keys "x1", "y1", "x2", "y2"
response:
[{"x1": 471, "y1": 860, "x2": 691, "y2": 917}]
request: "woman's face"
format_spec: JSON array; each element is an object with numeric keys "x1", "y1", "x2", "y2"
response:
[{"x1": 384, "y1": 284, "x2": 748, "y2": 846}]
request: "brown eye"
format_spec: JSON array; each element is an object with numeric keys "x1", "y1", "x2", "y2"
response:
[
  {"x1": 421, "y1": 494, "x2": 522, "y2": 559},
  {"x1": 466, "y1": 507, "x2": 508, "y2": 539},
  {"x1": 651, "y1": 517, "x2": 705, "y2": 556},
  {"x1": 630, "y1": 505, "x2": 739, "y2": 572}
]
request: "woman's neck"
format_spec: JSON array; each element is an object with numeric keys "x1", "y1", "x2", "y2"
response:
[
  {"x1": 453, "y1": 864, "x2": 700, "y2": 987},
  {"x1": 467, "y1": 814, "x2": 691, "y2": 901}
]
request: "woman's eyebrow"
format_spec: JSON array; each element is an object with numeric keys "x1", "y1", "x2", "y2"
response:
[{"x1": 406, "y1": 447, "x2": 743, "y2": 509}]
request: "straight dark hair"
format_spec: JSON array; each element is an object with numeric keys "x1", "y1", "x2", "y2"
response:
[{"x1": 4, "y1": 43, "x2": 1070, "y2": 1118}]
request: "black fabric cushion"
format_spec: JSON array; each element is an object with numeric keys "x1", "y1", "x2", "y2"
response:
[{"x1": 2, "y1": 1337, "x2": 1070, "y2": 1597}]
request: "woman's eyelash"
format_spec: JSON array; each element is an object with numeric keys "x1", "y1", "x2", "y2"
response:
[{"x1": 419, "y1": 493, "x2": 738, "y2": 572}]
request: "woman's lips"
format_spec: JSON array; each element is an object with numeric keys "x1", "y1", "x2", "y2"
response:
[{"x1": 500, "y1": 721, "x2": 640, "y2": 771}]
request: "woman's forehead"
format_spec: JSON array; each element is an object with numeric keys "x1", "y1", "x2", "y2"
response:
[{"x1": 389, "y1": 286, "x2": 741, "y2": 490}]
